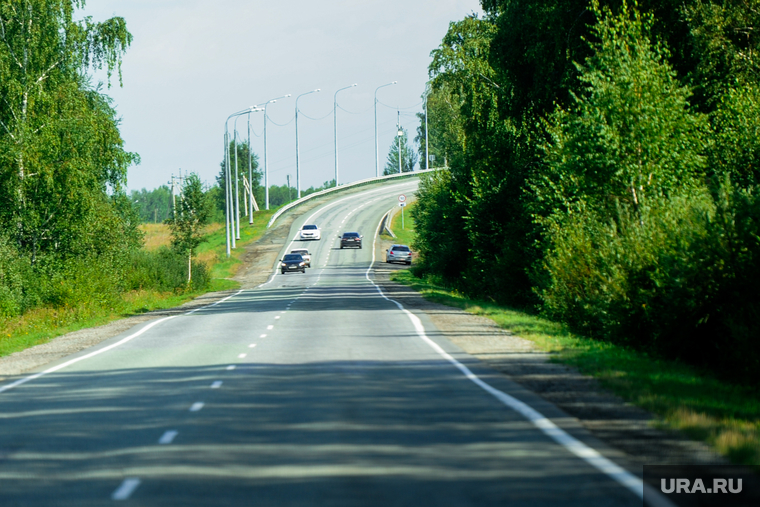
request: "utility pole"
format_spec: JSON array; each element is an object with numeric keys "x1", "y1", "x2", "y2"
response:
[
  {"x1": 170, "y1": 175, "x2": 176, "y2": 214},
  {"x1": 287, "y1": 174, "x2": 291, "y2": 202}
]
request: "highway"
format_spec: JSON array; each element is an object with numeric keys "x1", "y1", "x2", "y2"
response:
[{"x1": 0, "y1": 179, "x2": 648, "y2": 506}]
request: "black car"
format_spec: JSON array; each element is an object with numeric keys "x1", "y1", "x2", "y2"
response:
[
  {"x1": 339, "y1": 232, "x2": 362, "y2": 249},
  {"x1": 280, "y1": 253, "x2": 306, "y2": 274}
]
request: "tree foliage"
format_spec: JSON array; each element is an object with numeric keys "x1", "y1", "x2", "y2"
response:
[
  {"x1": 414, "y1": 0, "x2": 760, "y2": 382},
  {"x1": 0, "y1": 1, "x2": 150, "y2": 317},
  {"x1": 383, "y1": 126, "x2": 418, "y2": 175},
  {"x1": 167, "y1": 173, "x2": 210, "y2": 284}
]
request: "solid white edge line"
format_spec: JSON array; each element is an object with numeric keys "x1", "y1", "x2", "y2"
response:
[
  {"x1": 0, "y1": 289, "x2": 247, "y2": 395},
  {"x1": 364, "y1": 215, "x2": 674, "y2": 506},
  {"x1": 111, "y1": 477, "x2": 141, "y2": 500},
  {"x1": 0, "y1": 315, "x2": 176, "y2": 394}
]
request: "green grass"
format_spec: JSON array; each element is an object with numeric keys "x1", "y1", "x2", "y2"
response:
[
  {"x1": 198, "y1": 209, "x2": 275, "y2": 283},
  {"x1": 0, "y1": 289, "x2": 204, "y2": 358},
  {"x1": 386, "y1": 202, "x2": 416, "y2": 246},
  {"x1": 392, "y1": 266, "x2": 760, "y2": 468},
  {"x1": 0, "y1": 209, "x2": 277, "y2": 358}
]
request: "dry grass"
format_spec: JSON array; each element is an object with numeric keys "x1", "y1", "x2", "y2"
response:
[{"x1": 139, "y1": 223, "x2": 224, "y2": 251}]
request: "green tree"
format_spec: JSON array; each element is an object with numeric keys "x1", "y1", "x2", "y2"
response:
[
  {"x1": 131, "y1": 185, "x2": 172, "y2": 223},
  {"x1": 0, "y1": 0, "x2": 135, "y2": 263},
  {"x1": 215, "y1": 140, "x2": 261, "y2": 219},
  {"x1": 383, "y1": 127, "x2": 418, "y2": 175},
  {"x1": 167, "y1": 173, "x2": 210, "y2": 285},
  {"x1": 533, "y1": 1, "x2": 708, "y2": 225}
]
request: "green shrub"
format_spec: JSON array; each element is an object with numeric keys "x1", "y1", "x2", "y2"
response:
[
  {"x1": 539, "y1": 185, "x2": 760, "y2": 383},
  {"x1": 125, "y1": 248, "x2": 209, "y2": 292}
]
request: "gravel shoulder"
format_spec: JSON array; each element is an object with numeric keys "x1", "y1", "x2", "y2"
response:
[
  {"x1": 375, "y1": 236, "x2": 726, "y2": 468},
  {"x1": 0, "y1": 192, "x2": 726, "y2": 469}
]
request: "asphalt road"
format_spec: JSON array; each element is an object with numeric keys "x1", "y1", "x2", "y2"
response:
[{"x1": 0, "y1": 179, "x2": 651, "y2": 506}]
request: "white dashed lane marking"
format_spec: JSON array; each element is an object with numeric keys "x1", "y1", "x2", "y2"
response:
[
  {"x1": 238, "y1": 353, "x2": 247, "y2": 359},
  {"x1": 259, "y1": 334, "x2": 267, "y2": 338},
  {"x1": 249, "y1": 344, "x2": 257, "y2": 348},
  {"x1": 112, "y1": 478, "x2": 141, "y2": 500},
  {"x1": 226, "y1": 365, "x2": 236, "y2": 371},
  {"x1": 211, "y1": 381, "x2": 223, "y2": 389},
  {"x1": 158, "y1": 430, "x2": 178, "y2": 444},
  {"x1": 267, "y1": 325, "x2": 274, "y2": 330},
  {"x1": 189, "y1": 402, "x2": 204, "y2": 412}
]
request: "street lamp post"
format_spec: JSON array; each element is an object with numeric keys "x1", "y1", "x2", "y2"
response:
[
  {"x1": 233, "y1": 115, "x2": 243, "y2": 240},
  {"x1": 374, "y1": 81, "x2": 397, "y2": 178},
  {"x1": 424, "y1": 88, "x2": 430, "y2": 170},
  {"x1": 397, "y1": 110, "x2": 402, "y2": 174},
  {"x1": 295, "y1": 88, "x2": 320, "y2": 199},
  {"x1": 334, "y1": 83, "x2": 357, "y2": 187},
  {"x1": 248, "y1": 112, "x2": 253, "y2": 223},
  {"x1": 263, "y1": 94, "x2": 291, "y2": 210},
  {"x1": 224, "y1": 107, "x2": 260, "y2": 256}
]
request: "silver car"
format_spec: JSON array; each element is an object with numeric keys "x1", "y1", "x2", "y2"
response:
[
  {"x1": 386, "y1": 244, "x2": 412, "y2": 265},
  {"x1": 290, "y1": 249, "x2": 311, "y2": 267}
]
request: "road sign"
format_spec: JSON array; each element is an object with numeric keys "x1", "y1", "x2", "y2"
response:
[
  {"x1": 398, "y1": 194, "x2": 406, "y2": 203},
  {"x1": 399, "y1": 202, "x2": 406, "y2": 207}
]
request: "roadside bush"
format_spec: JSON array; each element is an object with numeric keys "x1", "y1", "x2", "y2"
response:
[
  {"x1": 126, "y1": 248, "x2": 209, "y2": 293},
  {"x1": 539, "y1": 185, "x2": 760, "y2": 383},
  {"x1": 410, "y1": 170, "x2": 469, "y2": 282},
  {"x1": 0, "y1": 237, "x2": 27, "y2": 317}
]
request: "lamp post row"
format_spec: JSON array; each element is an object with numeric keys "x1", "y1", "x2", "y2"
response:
[{"x1": 223, "y1": 80, "x2": 413, "y2": 257}]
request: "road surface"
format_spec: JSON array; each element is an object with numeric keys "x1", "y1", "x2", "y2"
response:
[{"x1": 0, "y1": 179, "x2": 651, "y2": 506}]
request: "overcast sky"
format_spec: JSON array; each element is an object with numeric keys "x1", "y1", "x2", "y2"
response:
[{"x1": 79, "y1": 1, "x2": 483, "y2": 193}]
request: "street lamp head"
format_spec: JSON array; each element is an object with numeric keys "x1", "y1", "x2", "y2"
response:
[
  {"x1": 285, "y1": 94, "x2": 292, "y2": 97},
  {"x1": 392, "y1": 81, "x2": 398, "y2": 84},
  {"x1": 351, "y1": 83, "x2": 358, "y2": 87},
  {"x1": 315, "y1": 88, "x2": 321, "y2": 92}
]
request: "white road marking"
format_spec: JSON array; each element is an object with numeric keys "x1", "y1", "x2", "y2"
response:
[
  {"x1": 238, "y1": 353, "x2": 247, "y2": 358},
  {"x1": 275, "y1": 316, "x2": 280, "y2": 320},
  {"x1": 259, "y1": 334, "x2": 267, "y2": 338},
  {"x1": 281, "y1": 311, "x2": 287, "y2": 314},
  {"x1": 249, "y1": 344, "x2": 257, "y2": 348},
  {"x1": 112, "y1": 478, "x2": 141, "y2": 500},
  {"x1": 267, "y1": 325, "x2": 274, "y2": 330},
  {"x1": 189, "y1": 402, "x2": 204, "y2": 412},
  {"x1": 158, "y1": 430, "x2": 178, "y2": 444},
  {"x1": 364, "y1": 215, "x2": 670, "y2": 505},
  {"x1": 226, "y1": 365, "x2": 236, "y2": 371},
  {"x1": 0, "y1": 289, "x2": 250, "y2": 395},
  {"x1": 0, "y1": 316, "x2": 176, "y2": 395},
  {"x1": 211, "y1": 381, "x2": 223, "y2": 389}
]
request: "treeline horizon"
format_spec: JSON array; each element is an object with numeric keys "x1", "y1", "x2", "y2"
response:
[{"x1": 412, "y1": 0, "x2": 760, "y2": 383}]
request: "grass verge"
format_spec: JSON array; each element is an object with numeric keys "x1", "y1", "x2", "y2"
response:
[
  {"x1": 1, "y1": 209, "x2": 277, "y2": 358},
  {"x1": 391, "y1": 269, "x2": 760, "y2": 468},
  {"x1": 384, "y1": 201, "x2": 416, "y2": 246}
]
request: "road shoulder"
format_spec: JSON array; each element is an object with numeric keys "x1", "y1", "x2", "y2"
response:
[{"x1": 371, "y1": 244, "x2": 726, "y2": 468}]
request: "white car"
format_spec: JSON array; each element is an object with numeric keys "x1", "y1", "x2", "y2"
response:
[
  {"x1": 290, "y1": 249, "x2": 311, "y2": 267},
  {"x1": 299, "y1": 224, "x2": 321, "y2": 240}
]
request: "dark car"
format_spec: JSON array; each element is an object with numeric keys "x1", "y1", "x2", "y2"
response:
[
  {"x1": 386, "y1": 244, "x2": 412, "y2": 265},
  {"x1": 280, "y1": 253, "x2": 306, "y2": 274},
  {"x1": 339, "y1": 232, "x2": 362, "y2": 249}
]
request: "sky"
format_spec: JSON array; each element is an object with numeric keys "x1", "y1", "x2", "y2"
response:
[{"x1": 79, "y1": 0, "x2": 483, "y2": 194}]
